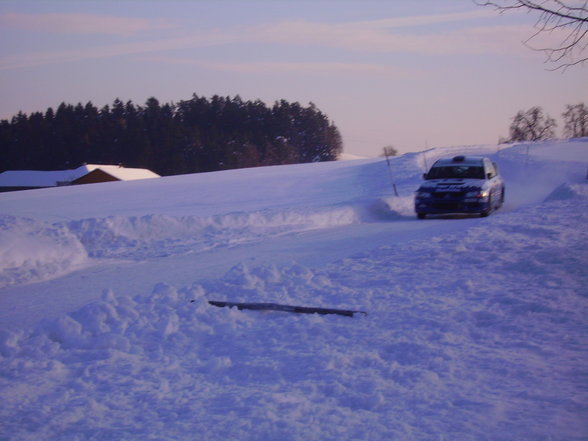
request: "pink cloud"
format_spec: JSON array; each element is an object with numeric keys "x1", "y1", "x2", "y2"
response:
[
  {"x1": 0, "y1": 12, "x2": 173, "y2": 36},
  {"x1": 146, "y1": 57, "x2": 419, "y2": 78},
  {"x1": 250, "y1": 18, "x2": 529, "y2": 56},
  {"x1": 0, "y1": 10, "x2": 535, "y2": 71}
]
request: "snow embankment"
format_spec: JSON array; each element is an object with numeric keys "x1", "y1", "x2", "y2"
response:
[
  {"x1": 0, "y1": 216, "x2": 88, "y2": 288},
  {"x1": 0, "y1": 206, "x2": 363, "y2": 288},
  {"x1": 546, "y1": 182, "x2": 588, "y2": 201},
  {"x1": 68, "y1": 207, "x2": 362, "y2": 259}
]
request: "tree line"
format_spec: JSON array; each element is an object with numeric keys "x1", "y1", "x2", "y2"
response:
[
  {"x1": 501, "y1": 103, "x2": 588, "y2": 143},
  {"x1": 0, "y1": 94, "x2": 343, "y2": 175}
]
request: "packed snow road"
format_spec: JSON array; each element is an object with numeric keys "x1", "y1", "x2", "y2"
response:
[{"x1": 1, "y1": 139, "x2": 587, "y2": 441}]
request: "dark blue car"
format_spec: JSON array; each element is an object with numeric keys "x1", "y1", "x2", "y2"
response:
[{"x1": 415, "y1": 155, "x2": 505, "y2": 219}]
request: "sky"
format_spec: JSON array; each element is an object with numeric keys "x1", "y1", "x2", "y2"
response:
[{"x1": 0, "y1": 0, "x2": 586, "y2": 157}]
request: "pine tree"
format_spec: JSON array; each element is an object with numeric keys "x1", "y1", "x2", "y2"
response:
[{"x1": 0, "y1": 94, "x2": 344, "y2": 175}]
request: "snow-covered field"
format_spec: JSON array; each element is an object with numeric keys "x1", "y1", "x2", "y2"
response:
[{"x1": 1, "y1": 139, "x2": 587, "y2": 441}]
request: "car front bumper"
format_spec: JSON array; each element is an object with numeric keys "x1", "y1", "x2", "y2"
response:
[{"x1": 415, "y1": 197, "x2": 490, "y2": 215}]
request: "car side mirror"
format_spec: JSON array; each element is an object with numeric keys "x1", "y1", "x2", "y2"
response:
[
  {"x1": 487, "y1": 172, "x2": 493, "y2": 179},
  {"x1": 423, "y1": 173, "x2": 428, "y2": 180}
]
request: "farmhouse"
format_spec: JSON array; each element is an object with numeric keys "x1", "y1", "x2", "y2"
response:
[
  {"x1": 70, "y1": 165, "x2": 160, "y2": 185},
  {"x1": 0, "y1": 164, "x2": 160, "y2": 192}
]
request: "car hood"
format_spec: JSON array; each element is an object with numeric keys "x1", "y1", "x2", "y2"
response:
[{"x1": 418, "y1": 178, "x2": 487, "y2": 192}]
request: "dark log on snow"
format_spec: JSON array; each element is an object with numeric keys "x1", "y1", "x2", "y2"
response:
[{"x1": 208, "y1": 300, "x2": 367, "y2": 317}]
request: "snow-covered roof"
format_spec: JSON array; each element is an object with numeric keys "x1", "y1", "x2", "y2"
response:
[
  {"x1": 74, "y1": 164, "x2": 160, "y2": 181},
  {"x1": 0, "y1": 164, "x2": 159, "y2": 188},
  {"x1": 338, "y1": 152, "x2": 370, "y2": 161}
]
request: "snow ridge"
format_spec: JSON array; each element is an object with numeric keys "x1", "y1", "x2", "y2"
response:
[
  {"x1": 0, "y1": 215, "x2": 88, "y2": 288},
  {"x1": 0, "y1": 206, "x2": 363, "y2": 287},
  {"x1": 68, "y1": 207, "x2": 362, "y2": 259}
]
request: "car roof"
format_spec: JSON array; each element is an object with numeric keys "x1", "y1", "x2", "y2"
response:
[{"x1": 432, "y1": 155, "x2": 485, "y2": 167}]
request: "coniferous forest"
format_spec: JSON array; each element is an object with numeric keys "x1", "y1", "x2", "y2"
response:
[{"x1": 0, "y1": 94, "x2": 343, "y2": 176}]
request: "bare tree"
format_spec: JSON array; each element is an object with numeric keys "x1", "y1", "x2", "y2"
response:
[
  {"x1": 381, "y1": 145, "x2": 398, "y2": 157},
  {"x1": 506, "y1": 106, "x2": 557, "y2": 141},
  {"x1": 562, "y1": 103, "x2": 588, "y2": 137},
  {"x1": 475, "y1": 0, "x2": 588, "y2": 70}
]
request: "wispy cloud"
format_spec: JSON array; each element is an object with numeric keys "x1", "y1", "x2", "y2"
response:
[
  {"x1": 0, "y1": 31, "x2": 237, "y2": 70},
  {"x1": 350, "y1": 10, "x2": 494, "y2": 28},
  {"x1": 0, "y1": 12, "x2": 173, "y2": 36},
  {"x1": 0, "y1": 10, "x2": 530, "y2": 71},
  {"x1": 147, "y1": 57, "x2": 418, "y2": 78},
  {"x1": 249, "y1": 14, "x2": 527, "y2": 56}
]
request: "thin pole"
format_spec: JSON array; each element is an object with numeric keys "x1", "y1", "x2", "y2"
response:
[{"x1": 384, "y1": 147, "x2": 399, "y2": 197}]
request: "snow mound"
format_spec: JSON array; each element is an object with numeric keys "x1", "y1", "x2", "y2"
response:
[
  {"x1": 0, "y1": 270, "x2": 379, "y2": 440},
  {"x1": 69, "y1": 207, "x2": 361, "y2": 259},
  {"x1": 0, "y1": 206, "x2": 362, "y2": 287},
  {"x1": 0, "y1": 216, "x2": 87, "y2": 288},
  {"x1": 545, "y1": 182, "x2": 588, "y2": 202}
]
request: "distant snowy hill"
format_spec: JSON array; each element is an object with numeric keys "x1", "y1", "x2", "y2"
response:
[
  {"x1": 1, "y1": 140, "x2": 587, "y2": 441},
  {"x1": 338, "y1": 152, "x2": 371, "y2": 160}
]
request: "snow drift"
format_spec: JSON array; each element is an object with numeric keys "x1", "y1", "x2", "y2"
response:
[
  {"x1": 0, "y1": 215, "x2": 87, "y2": 288},
  {"x1": 0, "y1": 206, "x2": 363, "y2": 288}
]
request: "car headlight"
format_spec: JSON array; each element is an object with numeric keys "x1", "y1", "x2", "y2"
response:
[
  {"x1": 416, "y1": 191, "x2": 432, "y2": 198},
  {"x1": 465, "y1": 190, "x2": 489, "y2": 199}
]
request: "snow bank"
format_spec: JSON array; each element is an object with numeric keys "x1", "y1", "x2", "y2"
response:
[
  {"x1": 68, "y1": 207, "x2": 362, "y2": 259},
  {"x1": 0, "y1": 206, "x2": 363, "y2": 287},
  {"x1": 545, "y1": 182, "x2": 588, "y2": 201},
  {"x1": 0, "y1": 193, "x2": 423, "y2": 288},
  {"x1": 0, "y1": 215, "x2": 87, "y2": 288}
]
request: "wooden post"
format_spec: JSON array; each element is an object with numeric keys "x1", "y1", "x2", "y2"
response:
[
  {"x1": 207, "y1": 300, "x2": 367, "y2": 318},
  {"x1": 383, "y1": 147, "x2": 399, "y2": 197}
]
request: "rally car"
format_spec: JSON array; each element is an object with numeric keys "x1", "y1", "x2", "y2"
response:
[{"x1": 414, "y1": 155, "x2": 505, "y2": 219}]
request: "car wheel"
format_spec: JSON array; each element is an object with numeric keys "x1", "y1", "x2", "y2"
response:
[{"x1": 481, "y1": 196, "x2": 492, "y2": 217}]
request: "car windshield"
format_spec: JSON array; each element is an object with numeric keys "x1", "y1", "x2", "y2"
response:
[{"x1": 426, "y1": 165, "x2": 485, "y2": 180}]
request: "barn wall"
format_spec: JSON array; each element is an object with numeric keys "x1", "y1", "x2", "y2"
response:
[{"x1": 72, "y1": 169, "x2": 119, "y2": 185}]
